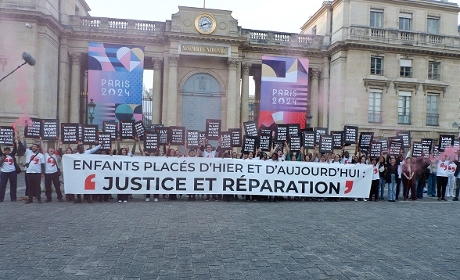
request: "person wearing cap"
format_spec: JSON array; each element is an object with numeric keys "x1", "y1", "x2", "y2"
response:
[{"x1": 0, "y1": 137, "x2": 19, "y2": 202}]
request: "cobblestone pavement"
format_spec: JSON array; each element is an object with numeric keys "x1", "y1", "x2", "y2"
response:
[{"x1": 0, "y1": 177, "x2": 459, "y2": 279}]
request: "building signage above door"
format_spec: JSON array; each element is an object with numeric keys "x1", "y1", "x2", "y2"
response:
[{"x1": 179, "y1": 43, "x2": 230, "y2": 57}]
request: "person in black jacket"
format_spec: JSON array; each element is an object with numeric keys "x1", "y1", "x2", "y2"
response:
[{"x1": 453, "y1": 150, "x2": 460, "y2": 201}]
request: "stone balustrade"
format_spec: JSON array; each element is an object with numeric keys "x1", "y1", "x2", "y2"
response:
[{"x1": 70, "y1": 16, "x2": 166, "y2": 34}]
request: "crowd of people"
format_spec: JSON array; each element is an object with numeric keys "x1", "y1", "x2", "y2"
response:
[{"x1": 1, "y1": 135, "x2": 459, "y2": 204}]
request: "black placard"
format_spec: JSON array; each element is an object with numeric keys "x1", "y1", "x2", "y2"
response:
[
  {"x1": 290, "y1": 136, "x2": 301, "y2": 152},
  {"x1": 148, "y1": 124, "x2": 163, "y2": 133},
  {"x1": 206, "y1": 119, "x2": 221, "y2": 140},
  {"x1": 412, "y1": 142, "x2": 423, "y2": 158},
  {"x1": 421, "y1": 138, "x2": 433, "y2": 153},
  {"x1": 229, "y1": 128, "x2": 242, "y2": 147},
  {"x1": 319, "y1": 135, "x2": 333, "y2": 154},
  {"x1": 157, "y1": 127, "x2": 170, "y2": 145},
  {"x1": 259, "y1": 134, "x2": 272, "y2": 151},
  {"x1": 41, "y1": 119, "x2": 59, "y2": 140},
  {"x1": 438, "y1": 135, "x2": 454, "y2": 152},
  {"x1": 120, "y1": 121, "x2": 135, "y2": 139},
  {"x1": 82, "y1": 125, "x2": 98, "y2": 145},
  {"x1": 358, "y1": 132, "x2": 374, "y2": 151},
  {"x1": 288, "y1": 124, "x2": 300, "y2": 138},
  {"x1": 61, "y1": 123, "x2": 79, "y2": 144},
  {"x1": 374, "y1": 138, "x2": 389, "y2": 154},
  {"x1": 315, "y1": 127, "x2": 328, "y2": 146},
  {"x1": 243, "y1": 121, "x2": 258, "y2": 137},
  {"x1": 25, "y1": 118, "x2": 42, "y2": 139},
  {"x1": 103, "y1": 121, "x2": 118, "y2": 140},
  {"x1": 243, "y1": 136, "x2": 257, "y2": 153},
  {"x1": 220, "y1": 132, "x2": 232, "y2": 150},
  {"x1": 302, "y1": 131, "x2": 315, "y2": 149},
  {"x1": 276, "y1": 125, "x2": 288, "y2": 142},
  {"x1": 198, "y1": 131, "x2": 206, "y2": 147},
  {"x1": 344, "y1": 126, "x2": 358, "y2": 144},
  {"x1": 170, "y1": 126, "x2": 185, "y2": 145},
  {"x1": 454, "y1": 140, "x2": 460, "y2": 148},
  {"x1": 186, "y1": 130, "x2": 199, "y2": 148},
  {"x1": 259, "y1": 127, "x2": 273, "y2": 137},
  {"x1": 0, "y1": 126, "x2": 14, "y2": 145},
  {"x1": 369, "y1": 142, "x2": 382, "y2": 158},
  {"x1": 331, "y1": 131, "x2": 343, "y2": 149},
  {"x1": 78, "y1": 124, "x2": 83, "y2": 142},
  {"x1": 144, "y1": 132, "x2": 159, "y2": 152},
  {"x1": 397, "y1": 131, "x2": 411, "y2": 148},
  {"x1": 389, "y1": 139, "x2": 402, "y2": 156},
  {"x1": 98, "y1": 132, "x2": 112, "y2": 151},
  {"x1": 134, "y1": 121, "x2": 146, "y2": 139}
]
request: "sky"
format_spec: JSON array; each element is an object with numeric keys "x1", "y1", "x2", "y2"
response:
[{"x1": 84, "y1": 0, "x2": 327, "y2": 33}]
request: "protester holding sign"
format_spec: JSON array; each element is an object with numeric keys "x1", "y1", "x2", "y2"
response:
[
  {"x1": 386, "y1": 157, "x2": 398, "y2": 202},
  {"x1": 40, "y1": 138, "x2": 63, "y2": 203},
  {"x1": 0, "y1": 137, "x2": 19, "y2": 202},
  {"x1": 74, "y1": 141, "x2": 102, "y2": 204},
  {"x1": 24, "y1": 141, "x2": 45, "y2": 204},
  {"x1": 378, "y1": 156, "x2": 386, "y2": 200},
  {"x1": 435, "y1": 154, "x2": 450, "y2": 201},
  {"x1": 369, "y1": 157, "x2": 380, "y2": 202},
  {"x1": 115, "y1": 140, "x2": 136, "y2": 203}
]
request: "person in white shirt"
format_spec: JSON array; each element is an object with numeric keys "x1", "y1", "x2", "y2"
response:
[
  {"x1": 447, "y1": 161, "x2": 456, "y2": 198},
  {"x1": 435, "y1": 153, "x2": 450, "y2": 201},
  {"x1": 0, "y1": 138, "x2": 19, "y2": 202},
  {"x1": 74, "y1": 142, "x2": 101, "y2": 203},
  {"x1": 40, "y1": 138, "x2": 63, "y2": 202},
  {"x1": 369, "y1": 157, "x2": 380, "y2": 202},
  {"x1": 24, "y1": 142, "x2": 45, "y2": 204}
]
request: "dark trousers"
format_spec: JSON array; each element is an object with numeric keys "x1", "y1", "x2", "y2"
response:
[
  {"x1": 416, "y1": 175, "x2": 425, "y2": 198},
  {"x1": 395, "y1": 177, "x2": 402, "y2": 200},
  {"x1": 45, "y1": 172, "x2": 62, "y2": 200},
  {"x1": 0, "y1": 171, "x2": 17, "y2": 201},
  {"x1": 437, "y1": 176, "x2": 448, "y2": 199},
  {"x1": 369, "y1": 179, "x2": 379, "y2": 201},
  {"x1": 146, "y1": 194, "x2": 160, "y2": 199},
  {"x1": 402, "y1": 177, "x2": 416, "y2": 200},
  {"x1": 76, "y1": 194, "x2": 91, "y2": 201},
  {"x1": 25, "y1": 173, "x2": 42, "y2": 202},
  {"x1": 117, "y1": 194, "x2": 129, "y2": 201}
]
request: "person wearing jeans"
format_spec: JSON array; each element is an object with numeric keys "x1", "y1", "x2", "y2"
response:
[
  {"x1": 427, "y1": 161, "x2": 437, "y2": 197},
  {"x1": 378, "y1": 156, "x2": 386, "y2": 200},
  {"x1": 386, "y1": 157, "x2": 398, "y2": 202}
]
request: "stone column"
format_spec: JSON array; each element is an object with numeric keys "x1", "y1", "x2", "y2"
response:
[
  {"x1": 240, "y1": 63, "x2": 251, "y2": 126},
  {"x1": 69, "y1": 53, "x2": 81, "y2": 123},
  {"x1": 58, "y1": 38, "x2": 70, "y2": 123},
  {"x1": 310, "y1": 69, "x2": 321, "y2": 128},
  {"x1": 227, "y1": 58, "x2": 239, "y2": 129},
  {"x1": 321, "y1": 57, "x2": 330, "y2": 128},
  {"x1": 152, "y1": 58, "x2": 163, "y2": 124},
  {"x1": 166, "y1": 55, "x2": 179, "y2": 126},
  {"x1": 253, "y1": 73, "x2": 261, "y2": 125}
]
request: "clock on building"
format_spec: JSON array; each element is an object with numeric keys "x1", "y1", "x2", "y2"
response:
[{"x1": 195, "y1": 13, "x2": 216, "y2": 34}]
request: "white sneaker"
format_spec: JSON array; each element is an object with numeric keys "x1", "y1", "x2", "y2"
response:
[
  {"x1": 145, "y1": 198, "x2": 150, "y2": 202},
  {"x1": 354, "y1": 198, "x2": 358, "y2": 202},
  {"x1": 118, "y1": 200, "x2": 122, "y2": 203},
  {"x1": 363, "y1": 198, "x2": 368, "y2": 202},
  {"x1": 123, "y1": 200, "x2": 128, "y2": 203},
  {"x1": 153, "y1": 198, "x2": 158, "y2": 202}
]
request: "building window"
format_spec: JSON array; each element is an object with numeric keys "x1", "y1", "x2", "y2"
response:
[
  {"x1": 398, "y1": 92, "x2": 411, "y2": 124},
  {"x1": 370, "y1": 10, "x2": 383, "y2": 28},
  {"x1": 427, "y1": 17, "x2": 439, "y2": 34},
  {"x1": 426, "y1": 94, "x2": 439, "y2": 126},
  {"x1": 399, "y1": 13, "x2": 412, "y2": 31},
  {"x1": 371, "y1": 56, "x2": 384, "y2": 75},
  {"x1": 428, "y1": 61, "x2": 440, "y2": 80},
  {"x1": 400, "y1": 59, "x2": 412, "y2": 78},
  {"x1": 75, "y1": 5, "x2": 80, "y2": 16},
  {"x1": 312, "y1": 26, "x2": 317, "y2": 35},
  {"x1": 368, "y1": 90, "x2": 382, "y2": 123}
]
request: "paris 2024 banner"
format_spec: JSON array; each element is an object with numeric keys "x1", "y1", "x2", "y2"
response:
[
  {"x1": 259, "y1": 56, "x2": 309, "y2": 129},
  {"x1": 88, "y1": 42, "x2": 145, "y2": 127}
]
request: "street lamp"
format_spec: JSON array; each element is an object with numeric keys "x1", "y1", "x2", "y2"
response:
[{"x1": 87, "y1": 99, "x2": 96, "y2": 125}]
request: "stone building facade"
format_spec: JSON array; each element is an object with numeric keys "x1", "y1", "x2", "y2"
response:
[{"x1": 0, "y1": 0, "x2": 459, "y2": 143}]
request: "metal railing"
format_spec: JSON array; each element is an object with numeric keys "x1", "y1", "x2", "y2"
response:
[
  {"x1": 428, "y1": 73, "x2": 440, "y2": 80},
  {"x1": 426, "y1": 113, "x2": 439, "y2": 126},
  {"x1": 398, "y1": 114, "x2": 411, "y2": 125},
  {"x1": 368, "y1": 111, "x2": 382, "y2": 123}
]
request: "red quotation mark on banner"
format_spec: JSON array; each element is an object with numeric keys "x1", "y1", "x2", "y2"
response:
[
  {"x1": 344, "y1": 181, "x2": 353, "y2": 194},
  {"x1": 84, "y1": 174, "x2": 96, "y2": 191}
]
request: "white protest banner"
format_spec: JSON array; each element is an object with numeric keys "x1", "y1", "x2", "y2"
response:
[{"x1": 62, "y1": 154, "x2": 372, "y2": 197}]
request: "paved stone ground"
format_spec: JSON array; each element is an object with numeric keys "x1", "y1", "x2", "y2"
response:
[{"x1": 0, "y1": 176, "x2": 459, "y2": 279}]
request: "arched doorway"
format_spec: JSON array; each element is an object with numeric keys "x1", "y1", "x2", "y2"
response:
[{"x1": 181, "y1": 73, "x2": 222, "y2": 132}]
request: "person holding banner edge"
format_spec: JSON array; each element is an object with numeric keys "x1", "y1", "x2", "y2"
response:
[
  {"x1": 74, "y1": 141, "x2": 102, "y2": 203},
  {"x1": 40, "y1": 137, "x2": 63, "y2": 202}
]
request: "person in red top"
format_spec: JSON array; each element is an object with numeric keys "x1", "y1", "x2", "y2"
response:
[{"x1": 402, "y1": 157, "x2": 416, "y2": 201}]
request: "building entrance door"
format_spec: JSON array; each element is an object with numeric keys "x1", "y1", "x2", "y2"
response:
[{"x1": 182, "y1": 74, "x2": 222, "y2": 136}]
